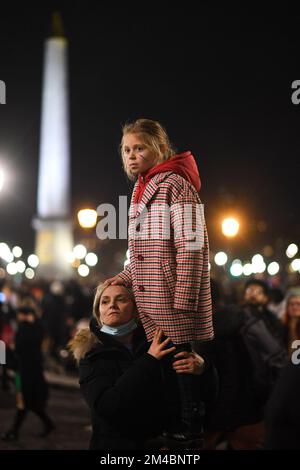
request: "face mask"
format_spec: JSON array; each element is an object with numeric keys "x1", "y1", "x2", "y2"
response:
[{"x1": 100, "y1": 318, "x2": 138, "y2": 337}]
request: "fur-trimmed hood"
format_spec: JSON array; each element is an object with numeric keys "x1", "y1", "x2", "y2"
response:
[{"x1": 68, "y1": 328, "x2": 99, "y2": 362}]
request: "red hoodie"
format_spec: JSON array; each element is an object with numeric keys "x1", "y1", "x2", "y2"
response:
[{"x1": 134, "y1": 151, "x2": 201, "y2": 204}]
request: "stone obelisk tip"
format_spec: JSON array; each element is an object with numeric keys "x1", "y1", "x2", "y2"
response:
[{"x1": 51, "y1": 11, "x2": 65, "y2": 38}]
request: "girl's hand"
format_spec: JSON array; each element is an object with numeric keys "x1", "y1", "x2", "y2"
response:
[
  {"x1": 103, "y1": 275, "x2": 126, "y2": 287},
  {"x1": 172, "y1": 351, "x2": 205, "y2": 375},
  {"x1": 148, "y1": 329, "x2": 176, "y2": 360}
]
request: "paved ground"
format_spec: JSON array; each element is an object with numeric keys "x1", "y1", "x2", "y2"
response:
[{"x1": 0, "y1": 382, "x2": 91, "y2": 450}]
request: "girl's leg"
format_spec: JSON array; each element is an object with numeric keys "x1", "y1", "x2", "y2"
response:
[{"x1": 167, "y1": 343, "x2": 205, "y2": 440}]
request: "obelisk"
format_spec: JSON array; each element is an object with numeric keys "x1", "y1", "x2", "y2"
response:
[{"x1": 33, "y1": 12, "x2": 73, "y2": 279}]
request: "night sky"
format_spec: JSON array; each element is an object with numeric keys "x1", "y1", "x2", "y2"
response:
[{"x1": 0, "y1": 3, "x2": 299, "y2": 273}]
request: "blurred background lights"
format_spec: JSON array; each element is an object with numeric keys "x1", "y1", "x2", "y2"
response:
[
  {"x1": 267, "y1": 262, "x2": 280, "y2": 276},
  {"x1": 16, "y1": 260, "x2": 26, "y2": 273},
  {"x1": 232, "y1": 259, "x2": 242, "y2": 265},
  {"x1": 73, "y1": 244, "x2": 87, "y2": 260},
  {"x1": 6, "y1": 262, "x2": 18, "y2": 275},
  {"x1": 28, "y1": 254, "x2": 39, "y2": 268},
  {"x1": 2, "y1": 251, "x2": 14, "y2": 263},
  {"x1": 291, "y1": 259, "x2": 300, "y2": 272},
  {"x1": 25, "y1": 268, "x2": 35, "y2": 279},
  {"x1": 0, "y1": 243, "x2": 10, "y2": 258},
  {"x1": 85, "y1": 252, "x2": 98, "y2": 267},
  {"x1": 243, "y1": 263, "x2": 253, "y2": 276},
  {"x1": 78, "y1": 264, "x2": 89, "y2": 277},
  {"x1": 286, "y1": 243, "x2": 298, "y2": 259},
  {"x1": 77, "y1": 209, "x2": 97, "y2": 228},
  {"x1": 12, "y1": 246, "x2": 22, "y2": 258},
  {"x1": 230, "y1": 263, "x2": 243, "y2": 277},
  {"x1": 252, "y1": 254, "x2": 264, "y2": 265},
  {"x1": 251, "y1": 254, "x2": 266, "y2": 274},
  {"x1": 214, "y1": 251, "x2": 228, "y2": 266},
  {"x1": 222, "y1": 217, "x2": 240, "y2": 237}
]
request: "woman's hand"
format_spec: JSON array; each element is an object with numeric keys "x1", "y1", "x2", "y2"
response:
[
  {"x1": 148, "y1": 329, "x2": 176, "y2": 360},
  {"x1": 103, "y1": 275, "x2": 126, "y2": 287},
  {"x1": 172, "y1": 351, "x2": 206, "y2": 375}
]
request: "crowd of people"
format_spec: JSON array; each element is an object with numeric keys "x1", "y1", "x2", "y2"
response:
[
  {"x1": 1, "y1": 119, "x2": 300, "y2": 450},
  {"x1": 0, "y1": 273, "x2": 299, "y2": 449}
]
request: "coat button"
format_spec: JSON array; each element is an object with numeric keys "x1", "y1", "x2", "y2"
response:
[
  {"x1": 136, "y1": 224, "x2": 140, "y2": 232},
  {"x1": 138, "y1": 285, "x2": 145, "y2": 292},
  {"x1": 137, "y1": 255, "x2": 144, "y2": 261}
]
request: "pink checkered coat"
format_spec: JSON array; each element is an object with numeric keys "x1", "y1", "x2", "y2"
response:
[{"x1": 118, "y1": 171, "x2": 214, "y2": 344}]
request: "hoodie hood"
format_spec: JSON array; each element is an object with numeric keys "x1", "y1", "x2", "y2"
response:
[
  {"x1": 134, "y1": 151, "x2": 201, "y2": 204},
  {"x1": 68, "y1": 328, "x2": 99, "y2": 362}
]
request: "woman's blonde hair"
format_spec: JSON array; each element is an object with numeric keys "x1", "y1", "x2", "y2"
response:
[
  {"x1": 93, "y1": 283, "x2": 138, "y2": 326},
  {"x1": 120, "y1": 118, "x2": 176, "y2": 180},
  {"x1": 283, "y1": 294, "x2": 300, "y2": 325}
]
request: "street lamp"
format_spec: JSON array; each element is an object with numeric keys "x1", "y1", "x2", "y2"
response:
[
  {"x1": 77, "y1": 209, "x2": 97, "y2": 228},
  {"x1": 222, "y1": 217, "x2": 240, "y2": 238}
]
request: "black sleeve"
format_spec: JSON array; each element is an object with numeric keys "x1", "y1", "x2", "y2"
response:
[
  {"x1": 264, "y1": 363, "x2": 300, "y2": 449},
  {"x1": 79, "y1": 353, "x2": 161, "y2": 420},
  {"x1": 194, "y1": 356, "x2": 219, "y2": 407},
  {"x1": 213, "y1": 305, "x2": 243, "y2": 338}
]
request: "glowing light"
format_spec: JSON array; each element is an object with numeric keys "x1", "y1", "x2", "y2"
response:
[
  {"x1": 0, "y1": 243, "x2": 10, "y2": 259},
  {"x1": 214, "y1": 252, "x2": 228, "y2": 266},
  {"x1": 251, "y1": 254, "x2": 266, "y2": 274},
  {"x1": 252, "y1": 254, "x2": 264, "y2": 265},
  {"x1": 12, "y1": 246, "x2": 23, "y2": 258},
  {"x1": 230, "y1": 263, "x2": 243, "y2": 277},
  {"x1": 16, "y1": 261, "x2": 26, "y2": 273},
  {"x1": 28, "y1": 254, "x2": 39, "y2": 268},
  {"x1": 25, "y1": 268, "x2": 35, "y2": 279},
  {"x1": 267, "y1": 262, "x2": 280, "y2": 276},
  {"x1": 73, "y1": 244, "x2": 87, "y2": 260},
  {"x1": 77, "y1": 209, "x2": 98, "y2": 228},
  {"x1": 243, "y1": 263, "x2": 253, "y2": 276},
  {"x1": 232, "y1": 259, "x2": 242, "y2": 265},
  {"x1": 291, "y1": 259, "x2": 300, "y2": 272},
  {"x1": 124, "y1": 259, "x2": 130, "y2": 268},
  {"x1": 222, "y1": 218, "x2": 240, "y2": 237},
  {"x1": 6, "y1": 263, "x2": 18, "y2": 275},
  {"x1": 126, "y1": 249, "x2": 130, "y2": 260},
  {"x1": 85, "y1": 253, "x2": 98, "y2": 267},
  {"x1": 286, "y1": 243, "x2": 298, "y2": 259},
  {"x1": 1, "y1": 251, "x2": 14, "y2": 263},
  {"x1": 78, "y1": 264, "x2": 89, "y2": 277}
]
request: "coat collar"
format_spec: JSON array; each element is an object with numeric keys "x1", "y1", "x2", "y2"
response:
[
  {"x1": 88, "y1": 317, "x2": 148, "y2": 359},
  {"x1": 130, "y1": 171, "x2": 173, "y2": 218}
]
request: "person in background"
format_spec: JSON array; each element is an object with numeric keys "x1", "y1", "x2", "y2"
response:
[
  {"x1": 282, "y1": 293, "x2": 300, "y2": 357},
  {"x1": 1, "y1": 306, "x2": 54, "y2": 441},
  {"x1": 201, "y1": 278, "x2": 287, "y2": 450},
  {"x1": 264, "y1": 362, "x2": 300, "y2": 449}
]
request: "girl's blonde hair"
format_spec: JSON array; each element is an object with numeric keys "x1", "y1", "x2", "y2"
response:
[
  {"x1": 92, "y1": 283, "x2": 138, "y2": 326},
  {"x1": 120, "y1": 118, "x2": 176, "y2": 180}
]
